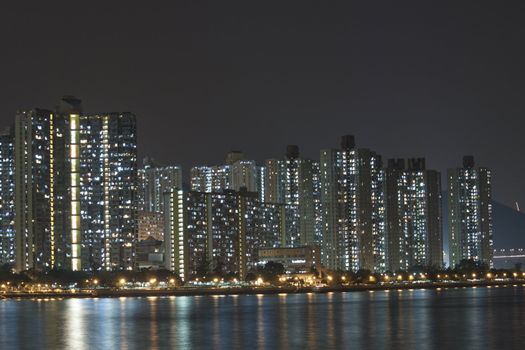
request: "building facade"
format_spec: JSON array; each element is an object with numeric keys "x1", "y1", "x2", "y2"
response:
[
  {"x1": 258, "y1": 245, "x2": 321, "y2": 274},
  {"x1": 138, "y1": 210, "x2": 165, "y2": 242},
  {"x1": 448, "y1": 156, "x2": 493, "y2": 268},
  {"x1": 190, "y1": 165, "x2": 231, "y2": 193},
  {"x1": 263, "y1": 146, "x2": 321, "y2": 248},
  {"x1": 320, "y1": 135, "x2": 386, "y2": 273},
  {"x1": 15, "y1": 107, "x2": 69, "y2": 271},
  {"x1": 142, "y1": 163, "x2": 182, "y2": 214},
  {"x1": 385, "y1": 158, "x2": 442, "y2": 271},
  {"x1": 0, "y1": 127, "x2": 15, "y2": 265},
  {"x1": 230, "y1": 160, "x2": 258, "y2": 193},
  {"x1": 14, "y1": 97, "x2": 138, "y2": 272},
  {"x1": 164, "y1": 189, "x2": 294, "y2": 281}
]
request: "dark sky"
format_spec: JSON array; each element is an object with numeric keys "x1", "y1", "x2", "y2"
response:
[{"x1": 1, "y1": 1, "x2": 524, "y2": 207}]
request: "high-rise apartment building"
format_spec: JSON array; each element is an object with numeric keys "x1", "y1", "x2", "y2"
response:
[
  {"x1": 164, "y1": 188, "x2": 293, "y2": 281},
  {"x1": 14, "y1": 97, "x2": 138, "y2": 272},
  {"x1": 191, "y1": 152, "x2": 266, "y2": 202},
  {"x1": 79, "y1": 112, "x2": 138, "y2": 271},
  {"x1": 15, "y1": 107, "x2": 70, "y2": 271},
  {"x1": 141, "y1": 161, "x2": 182, "y2": 213},
  {"x1": 320, "y1": 135, "x2": 386, "y2": 272},
  {"x1": 0, "y1": 127, "x2": 15, "y2": 265},
  {"x1": 230, "y1": 160, "x2": 258, "y2": 193},
  {"x1": 190, "y1": 165, "x2": 231, "y2": 192},
  {"x1": 256, "y1": 165, "x2": 266, "y2": 203},
  {"x1": 385, "y1": 158, "x2": 442, "y2": 271},
  {"x1": 448, "y1": 156, "x2": 493, "y2": 268},
  {"x1": 263, "y1": 146, "x2": 321, "y2": 247},
  {"x1": 264, "y1": 158, "x2": 285, "y2": 204}
]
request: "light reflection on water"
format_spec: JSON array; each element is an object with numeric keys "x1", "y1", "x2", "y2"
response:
[{"x1": 1, "y1": 286, "x2": 525, "y2": 349}]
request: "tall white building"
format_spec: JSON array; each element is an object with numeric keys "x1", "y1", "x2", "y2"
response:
[
  {"x1": 142, "y1": 162, "x2": 182, "y2": 213},
  {"x1": 0, "y1": 127, "x2": 15, "y2": 265},
  {"x1": 385, "y1": 158, "x2": 442, "y2": 271},
  {"x1": 448, "y1": 156, "x2": 493, "y2": 268},
  {"x1": 320, "y1": 135, "x2": 386, "y2": 272},
  {"x1": 15, "y1": 97, "x2": 138, "y2": 272},
  {"x1": 190, "y1": 165, "x2": 231, "y2": 193},
  {"x1": 264, "y1": 146, "x2": 321, "y2": 248}
]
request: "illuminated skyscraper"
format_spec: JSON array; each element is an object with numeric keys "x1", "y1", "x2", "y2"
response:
[
  {"x1": 79, "y1": 112, "x2": 138, "y2": 271},
  {"x1": 263, "y1": 146, "x2": 321, "y2": 247},
  {"x1": 385, "y1": 158, "x2": 442, "y2": 271},
  {"x1": 448, "y1": 156, "x2": 493, "y2": 268},
  {"x1": 256, "y1": 165, "x2": 266, "y2": 202},
  {"x1": 298, "y1": 158, "x2": 322, "y2": 246},
  {"x1": 14, "y1": 97, "x2": 138, "y2": 272},
  {"x1": 15, "y1": 106, "x2": 70, "y2": 271},
  {"x1": 320, "y1": 135, "x2": 386, "y2": 272},
  {"x1": 230, "y1": 160, "x2": 258, "y2": 192},
  {"x1": 264, "y1": 158, "x2": 285, "y2": 204},
  {"x1": 141, "y1": 161, "x2": 182, "y2": 213},
  {"x1": 190, "y1": 165, "x2": 231, "y2": 192},
  {"x1": 164, "y1": 188, "x2": 291, "y2": 281},
  {"x1": 192, "y1": 152, "x2": 266, "y2": 202},
  {"x1": 0, "y1": 127, "x2": 15, "y2": 265},
  {"x1": 319, "y1": 148, "x2": 339, "y2": 269}
]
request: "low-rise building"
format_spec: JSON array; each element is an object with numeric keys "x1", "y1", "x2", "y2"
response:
[
  {"x1": 136, "y1": 237, "x2": 164, "y2": 269},
  {"x1": 258, "y1": 245, "x2": 321, "y2": 274}
]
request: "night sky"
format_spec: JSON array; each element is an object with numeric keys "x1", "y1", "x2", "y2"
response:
[{"x1": 1, "y1": 2, "x2": 524, "y2": 207}]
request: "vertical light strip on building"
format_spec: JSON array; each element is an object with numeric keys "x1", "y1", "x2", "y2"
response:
[
  {"x1": 70, "y1": 114, "x2": 81, "y2": 270},
  {"x1": 238, "y1": 197, "x2": 245, "y2": 279},
  {"x1": 49, "y1": 114, "x2": 55, "y2": 267},
  {"x1": 102, "y1": 116, "x2": 111, "y2": 270},
  {"x1": 169, "y1": 191, "x2": 175, "y2": 271},
  {"x1": 177, "y1": 189, "x2": 185, "y2": 280}
]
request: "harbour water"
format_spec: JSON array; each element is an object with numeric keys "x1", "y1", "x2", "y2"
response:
[{"x1": 1, "y1": 286, "x2": 524, "y2": 349}]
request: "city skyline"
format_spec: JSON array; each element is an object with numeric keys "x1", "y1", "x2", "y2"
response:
[
  {"x1": 0, "y1": 95, "x2": 497, "y2": 273},
  {"x1": 1, "y1": 3, "x2": 524, "y2": 349},
  {"x1": 0, "y1": 96, "x2": 495, "y2": 274}
]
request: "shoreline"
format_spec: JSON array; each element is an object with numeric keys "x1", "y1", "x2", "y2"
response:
[{"x1": 1, "y1": 280, "x2": 523, "y2": 300}]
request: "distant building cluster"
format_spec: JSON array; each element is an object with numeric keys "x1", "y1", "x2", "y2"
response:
[{"x1": 0, "y1": 97, "x2": 494, "y2": 280}]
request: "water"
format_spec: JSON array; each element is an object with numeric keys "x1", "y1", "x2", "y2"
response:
[{"x1": 1, "y1": 286, "x2": 524, "y2": 349}]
